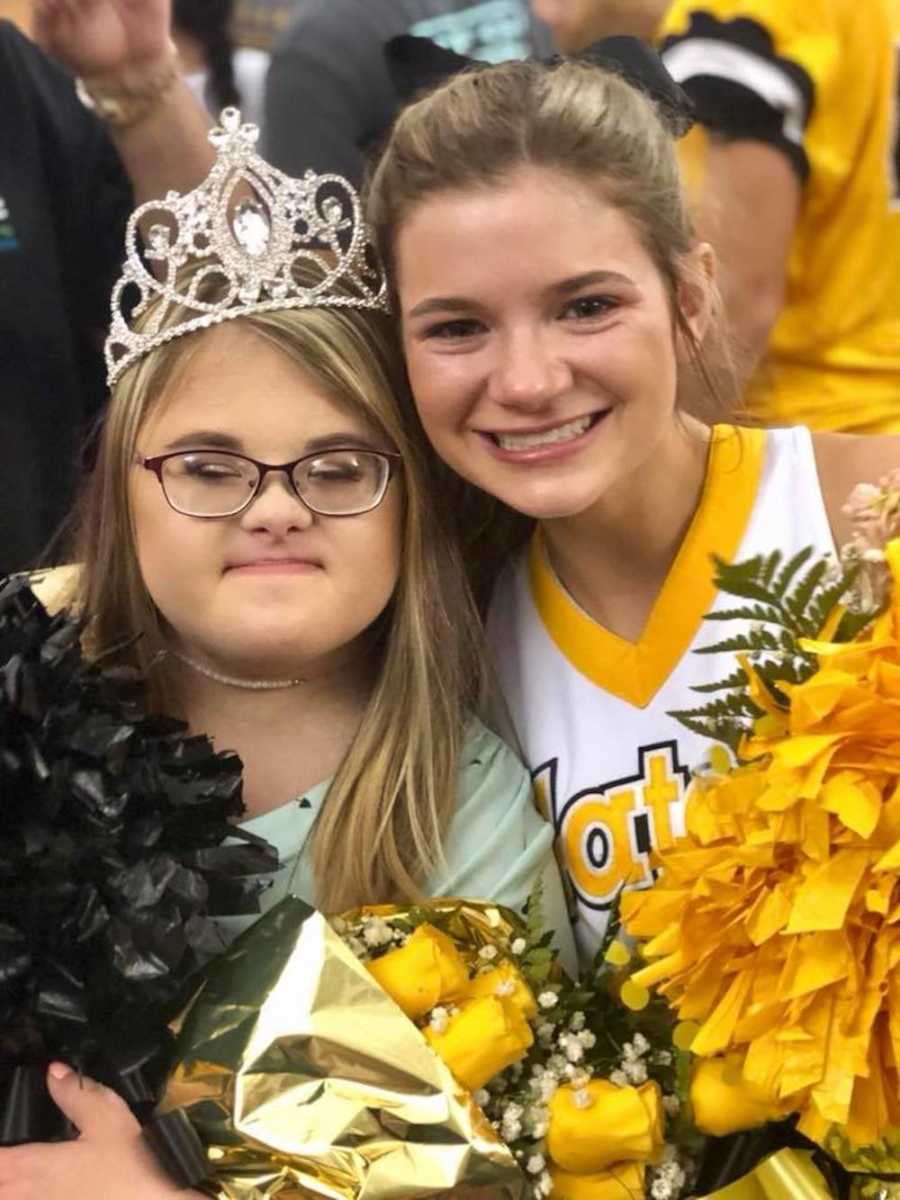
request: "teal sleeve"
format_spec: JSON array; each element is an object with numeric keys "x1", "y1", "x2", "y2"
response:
[{"x1": 427, "y1": 723, "x2": 577, "y2": 976}]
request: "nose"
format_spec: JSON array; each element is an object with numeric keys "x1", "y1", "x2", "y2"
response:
[
  {"x1": 239, "y1": 469, "x2": 313, "y2": 534},
  {"x1": 486, "y1": 329, "x2": 573, "y2": 411}
]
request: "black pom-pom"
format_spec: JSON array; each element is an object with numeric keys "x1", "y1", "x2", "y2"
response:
[{"x1": 0, "y1": 577, "x2": 279, "y2": 1141}]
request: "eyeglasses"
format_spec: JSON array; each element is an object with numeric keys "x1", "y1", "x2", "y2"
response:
[{"x1": 136, "y1": 447, "x2": 401, "y2": 518}]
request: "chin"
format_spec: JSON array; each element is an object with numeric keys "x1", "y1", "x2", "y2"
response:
[{"x1": 492, "y1": 480, "x2": 607, "y2": 522}]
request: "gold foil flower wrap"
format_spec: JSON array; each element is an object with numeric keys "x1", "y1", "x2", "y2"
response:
[
  {"x1": 157, "y1": 895, "x2": 528, "y2": 1198},
  {"x1": 546, "y1": 1080, "x2": 664, "y2": 1174}
]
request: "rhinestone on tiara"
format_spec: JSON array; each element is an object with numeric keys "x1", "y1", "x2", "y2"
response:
[{"x1": 105, "y1": 108, "x2": 390, "y2": 386}]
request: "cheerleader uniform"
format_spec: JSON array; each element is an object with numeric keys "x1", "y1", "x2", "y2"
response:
[{"x1": 487, "y1": 425, "x2": 835, "y2": 961}]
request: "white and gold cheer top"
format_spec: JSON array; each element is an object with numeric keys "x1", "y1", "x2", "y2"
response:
[{"x1": 487, "y1": 425, "x2": 835, "y2": 961}]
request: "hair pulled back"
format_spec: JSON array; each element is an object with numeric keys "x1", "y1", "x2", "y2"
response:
[{"x1": 365, "y1": 56, "x2": 735, "y2": 422}]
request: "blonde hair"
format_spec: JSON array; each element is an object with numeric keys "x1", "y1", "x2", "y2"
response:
[
  {"x1": 366, "y1": 56, "x2": 737, "y2": 421},
  {"x1": 71, "y1": 270, "x2": 487, "y2": 913}
]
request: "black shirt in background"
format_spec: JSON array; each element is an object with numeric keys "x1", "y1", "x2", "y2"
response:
[{"x1": 0, "y1": 21, "x2": 131, "y2": 575}]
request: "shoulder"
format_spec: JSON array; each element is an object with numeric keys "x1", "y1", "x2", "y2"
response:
[
  {"x1": 0, "y1": 19, "x2": 73, "y2": 96},
  {"x1": 456, "y1": 719, "x2": 544, "y2": 827},
  {"x1": 460, "y1": 719, "x2": 531, "y2": 792},
  {"x1": 812, "y1": 431, "x2": 900, "y2": 546},
  {"x1": 0, "y1": 18, "x2": 34, "y2": 63}
]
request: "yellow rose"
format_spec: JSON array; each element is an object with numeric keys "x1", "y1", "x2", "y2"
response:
[
  {"x1": 424, "y1": 996, "x2": 533, "y2": 1091},
  {"x1": 465, "y1": 961, "x2": 537, "y2": 1019},
  {"x1": 367, "y1": 924, "x2": 468, "y2": 1019},
  {"x1": 550, "y1": 1162, "x2": 645, "y2": 1200},
  {"x1": 690, "y1": 1055, "x2": 784, "y2": 1137},
  {"x1": 547, "y1": 1080, "x2": 663, "y2": 1174}
]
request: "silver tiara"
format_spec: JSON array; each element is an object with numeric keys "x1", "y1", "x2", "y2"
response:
[{"x1": 105, "y1": 108, "x2": 390, "y2": 386}]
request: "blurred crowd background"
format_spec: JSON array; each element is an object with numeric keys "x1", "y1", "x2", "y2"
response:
[{"x1": 2, "y1": 0, "x2": 899, "y2": 576}]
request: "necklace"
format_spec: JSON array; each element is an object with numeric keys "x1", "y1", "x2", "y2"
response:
[{"x1": 169, "y1": 648, "x2": 306, "y2": 690}]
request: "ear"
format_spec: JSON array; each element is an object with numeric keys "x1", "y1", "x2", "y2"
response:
[{"x1": 675, "y1": 241, "x2": 716, "y2": 347}]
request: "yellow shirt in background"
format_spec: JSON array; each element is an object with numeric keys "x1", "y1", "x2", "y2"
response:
[{"x1": 660, "y1": 0, "x2": 900, "y2": 432}]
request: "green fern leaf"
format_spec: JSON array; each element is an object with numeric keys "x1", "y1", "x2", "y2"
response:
[{"x1": 690, "y1": 666, "x2": 748, "y2": 694}]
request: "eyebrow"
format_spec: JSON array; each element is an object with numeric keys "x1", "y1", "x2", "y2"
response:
[
  {"x1": 162, "y1": 430, "x2": 387, "y2": 453},
  {"x1": 405, "y1": 270, "x2": 635, "y2": 320}
]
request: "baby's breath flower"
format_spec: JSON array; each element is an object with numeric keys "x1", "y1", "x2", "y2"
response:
[
  {"x1": 577, "y1": 1029, "x2": 596, "y2": 1049},
  {"x1": 362, "y1": 917, "x2": 394, "y2": 947},
  {"x1": 609, "y1": 1069, "x2": 628, "y2": 1087},
  {"x1": 538, "y1": 990, "x2": 558, "y2": 1009},
  {"x1": 663, "y1": 1094, "x2": 680, "y2": 1116},
  {"x1": 429, "y1": 1006, "x2": 449, "y2": 1034},
  {"x1": 479, "y1": 944, "x2": 499, "y2": 961},
  {"x1": 531, "y1": 1113, "x2": 549, "y2": 1138},
  {"x1": 495, "y1": 979, "x2": 516, "y2": 997},
  {"x1": 511, "y1": 937, "x2": 527, "y2": 955},
  {"x1": 568, "y1": 1011, "x2": 586, "y2": 1031},
  {"x1": 572, "y1": 1087, "x2": 593, "y2": 1110},
  {"x1": 474, "y1": 1088, "x2": 490, "y2": 1108},
  {"x1": 526, "y1": 1153, "x2": 546, "y2": 1175},
  {"x1": 536, "y1": 1171, "x2": 553, "y2": 1197},
  {"x1": 561, "y1": 1035, "x2": 585, "y2": 1063},
  {"x1": 537, "y1": 1022, "x2": 555, "y2": 1045},
  {"x1": 623, "y1": 1059, "x2": 648, "y2": 1084}
]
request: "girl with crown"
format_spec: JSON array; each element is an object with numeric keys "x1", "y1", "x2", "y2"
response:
[
  {"x1": 362, "y1": 47, "x2": 900, "y2": 965},
  {"x1": 0, "y1": 96, "x2": 571, "y2": 1200}
]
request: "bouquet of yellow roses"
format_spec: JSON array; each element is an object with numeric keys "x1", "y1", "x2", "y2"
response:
[
  {"x1": 621, "y1": 473, "x2": 900, "y2": 1192},
  {"x1": 150, "y1": 889, "x2": 697, "y2": 1199}
]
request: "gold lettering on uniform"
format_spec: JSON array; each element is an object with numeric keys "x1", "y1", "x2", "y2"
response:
[
  {"x1": 641, "y1": 752, "x2": 680, "y2": 850},
  {"x1": 561, "y1": 786, "x2": 641, "y2": 907},
  {"x1": 558, "y1": 743, "x2": 689, "y2": 909}
]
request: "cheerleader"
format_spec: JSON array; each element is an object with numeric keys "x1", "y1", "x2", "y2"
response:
[{"x1": 364, "y1": 45, "x2": 900, "y2": 960}]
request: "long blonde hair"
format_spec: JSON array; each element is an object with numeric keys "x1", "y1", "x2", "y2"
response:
[
  {"x1": 365, "y1": 56, "x2": 736, "y2": 422},
  {"x1": 71, "y1": 276, "x2": 487, "y2": 913}
]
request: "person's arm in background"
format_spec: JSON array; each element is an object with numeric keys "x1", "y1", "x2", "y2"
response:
[
  {"x1": 33, "y1": 0, "x2": 214, "y2": 207},
  {"x1": 693, "y1": 137, "x2": 800, "y2": 378},
  {"x1": 659, "y1": 2, "x2": 812, "y2": 384}
]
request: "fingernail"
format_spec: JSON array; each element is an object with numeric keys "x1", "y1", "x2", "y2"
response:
[{"x1": 48, "y1": 1062, "x2": 72, "y2": 1080}]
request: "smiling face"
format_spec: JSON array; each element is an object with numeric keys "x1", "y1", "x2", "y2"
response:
[
  {"x1": 131, "y1": 323, "x2": 402, "y2": 681},
  {"x1": 396, "y1": 165, "x2": 710, "y2": 521}
]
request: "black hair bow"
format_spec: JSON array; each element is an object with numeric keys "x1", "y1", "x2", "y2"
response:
[{"x1": 385, "y1": 33, "x2": 695, "y2": 137}]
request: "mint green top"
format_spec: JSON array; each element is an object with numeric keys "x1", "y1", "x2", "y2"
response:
[{"x1": 223, "y1": 721, "x2": 576, "y2": 971}]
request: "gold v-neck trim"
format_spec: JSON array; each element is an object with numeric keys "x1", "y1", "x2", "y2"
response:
[{"x1": 528, "y1": 424, "x2": 767, "y2": 709}]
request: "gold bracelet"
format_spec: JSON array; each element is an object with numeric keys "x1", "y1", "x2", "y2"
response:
[{"x1": 75, "y1": 50, "x2": 181, "y2": 129}]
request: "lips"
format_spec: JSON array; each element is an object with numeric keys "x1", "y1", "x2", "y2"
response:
[
  {"x1": 224, "y1": 556, "x2": 323, "y2": 572},
  {"x1": 482, "y1": 410, "x2": 610, "y2": 453}
]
